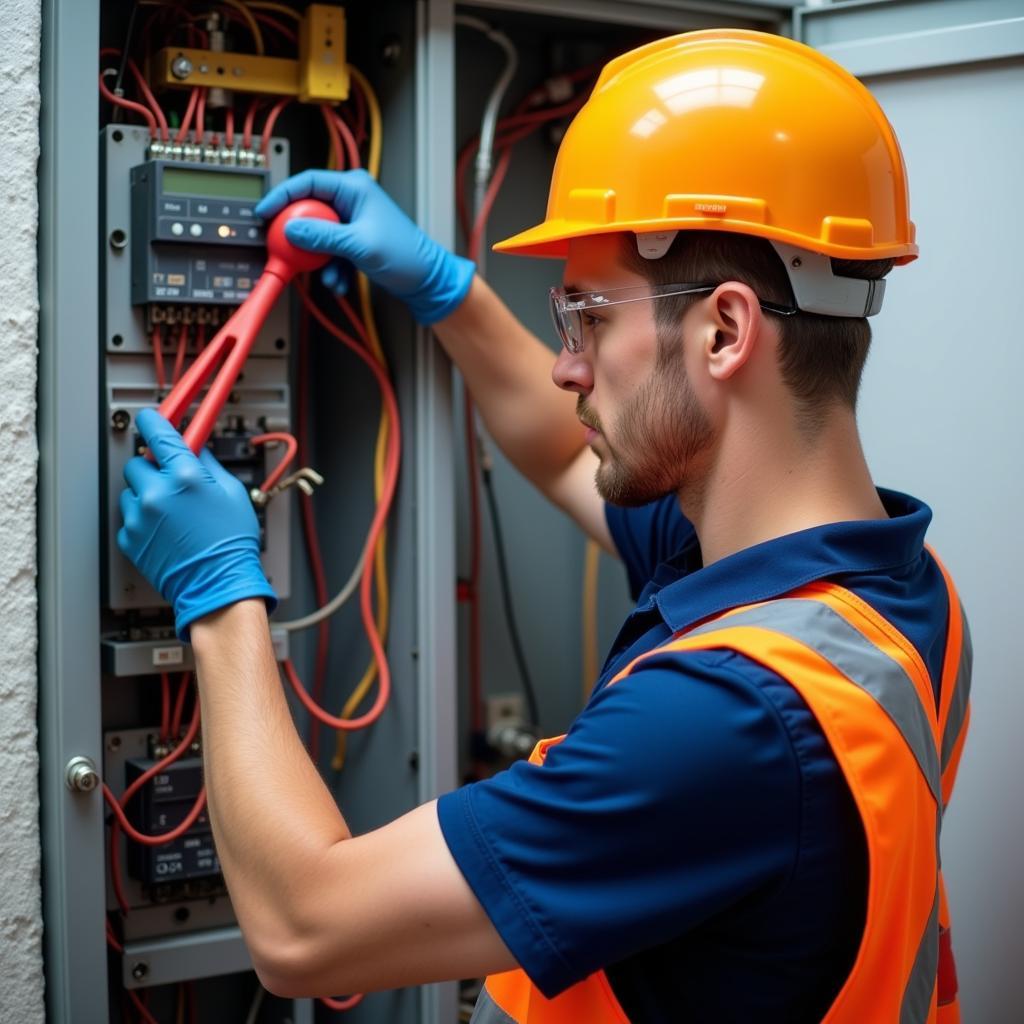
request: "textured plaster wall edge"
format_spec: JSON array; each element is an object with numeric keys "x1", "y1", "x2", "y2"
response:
[{"x1": 0, "y1": 0, "x2": 45, "y2": 1021}]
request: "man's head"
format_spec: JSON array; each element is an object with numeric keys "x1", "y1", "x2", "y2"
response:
[{"x1": 553, "y1": 231, "x2": 892, "y2": 506}]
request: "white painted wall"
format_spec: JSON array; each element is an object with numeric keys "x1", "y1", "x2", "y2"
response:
[
  {"x1": 0, "y1": 0, "x2": 45, "y2": 1021},
  {"x1": 858, "y1": 59, "x2": 1024, "y2": 1023}
]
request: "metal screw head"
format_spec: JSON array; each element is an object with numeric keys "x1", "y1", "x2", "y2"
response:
[
  {"x1": 171, "y1": 56, "x2": 193, "y2": 80},
  {"x1": 131, "y1": 961, "x2": 149, "y2": 980},
  {"x1": 791, "y1": 257, "x2": 802, "y2": 268},
  {"x1": 111, "y1": 409, "x2": 131, "y2": 433},
  {"x1": 65, "y1": 756, "x2": 99, "y2": 793}
]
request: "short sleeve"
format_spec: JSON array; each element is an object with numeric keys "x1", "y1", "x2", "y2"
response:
[
  {"x1": 605, "y1": 495, "x2": 696, "y2": 599},
  {"x1": 436, "y1": 650, "x2": 801, "y2": 997}
]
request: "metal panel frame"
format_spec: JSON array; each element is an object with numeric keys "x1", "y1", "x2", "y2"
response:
[
  {"x1": 414, "y1": 5, "x2": 460, "y2": 1023},
  {"x1": 795, "y1": 0, "x2": 1024, "y2": 76},
  {"x1": 38, "y1": 0, "x2": 107, "y2": 1020},
  {"x1": 465, "y1": 0, "x2": 788, "y2": 29}
]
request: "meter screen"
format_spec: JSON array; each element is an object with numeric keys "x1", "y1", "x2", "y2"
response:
[{"x1": 163, "y1": 167, "x2": 264, "y2": 200}]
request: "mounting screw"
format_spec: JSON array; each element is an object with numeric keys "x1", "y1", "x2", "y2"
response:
[
  {"x1": 171, "y1": 55, "x2": 193, "y2": 80},
  {"x1": 65, "y1": 756, "x2": 99, "y2": 793},
  {"x1": 791, "y1": 257, "x2": 802, "y2": 269},
  {"x1": 131, "y1": 961, "x2": 149, "y2": 981},
  {"x1": 109, "y1": 229, "x2": 128, "y2": 251},
  {"x1": 111, "y1": 409, "x2": 131, "y2": 433}
]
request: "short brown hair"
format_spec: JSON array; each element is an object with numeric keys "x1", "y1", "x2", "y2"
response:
[{"x1": 618, "y1": 232, "x2": 893, "y2": 433}]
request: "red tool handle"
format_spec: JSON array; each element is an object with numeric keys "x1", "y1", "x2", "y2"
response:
[{"x1": 157, "y1": 198, "x2": 340, "y2": 454}]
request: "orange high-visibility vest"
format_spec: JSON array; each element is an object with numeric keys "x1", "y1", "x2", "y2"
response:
[{"x1": 472, "y1": 558, "x2": 971, "y2": 1024}]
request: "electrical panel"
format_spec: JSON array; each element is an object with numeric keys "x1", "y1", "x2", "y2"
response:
[{"x1": 38, "y1": 2, "x2": 787, "y2": 1023}]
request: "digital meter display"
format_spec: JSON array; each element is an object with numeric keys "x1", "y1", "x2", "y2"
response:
[{"x1": 162, "y1": 167, "x2": 264, "y2": 200}]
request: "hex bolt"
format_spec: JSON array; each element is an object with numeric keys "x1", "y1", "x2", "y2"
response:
[
  {"x1": 65, "y1": 756, "x2": 100, "y2": 793},
  {"x1": 131, "y1": 961, "x2": 149, "y2": 981},
  {"x1": 111, "y1": 409, "x2": 131, "y2": 433},
  {"x1": 171, "y1": 56, "x2": 193, "y2": 80}
]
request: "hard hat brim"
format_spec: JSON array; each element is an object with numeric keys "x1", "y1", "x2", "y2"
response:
[{"x1": 493, "y1": 217, "x2": 919, "y2": 264}]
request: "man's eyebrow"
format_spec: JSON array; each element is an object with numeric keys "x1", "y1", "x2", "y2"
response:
[{"x1": 562, "y1": 281, "x2": 596, "y2": 294}]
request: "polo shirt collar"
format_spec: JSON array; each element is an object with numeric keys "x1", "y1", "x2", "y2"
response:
[{"x1": 648, "y1": 488, "x2": 932, "y2": 635}]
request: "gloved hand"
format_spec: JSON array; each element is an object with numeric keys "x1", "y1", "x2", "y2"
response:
[
  {"x1": 255, "y1": 169, "x2": 475, "y2": 324},
  {"x1": 118, "y1": 409, "x2": 277, "y2": 640}
]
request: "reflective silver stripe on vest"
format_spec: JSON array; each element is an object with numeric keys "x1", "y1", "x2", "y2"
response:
[
  {"x1": 470, "y1": 986, "x2": 519, "y2": 1024},
  {"x1": 941, "y1": 603, "x2": 973, "y2": 777},
  {"x1": 684, "y1": 599, "x2": 942, "y2": 805},
  {"x1": 901, "y1": 886, "x2": 939, "y2": 1024}
]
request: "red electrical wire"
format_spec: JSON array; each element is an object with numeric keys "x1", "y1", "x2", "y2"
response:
[
  {"x1": 260, "y1": 97, "x2": 292, "y2": 155},
  {"x1": 106, "y1": 918, "x2": 123, "y2": 953},
  {"x1": 196, "y1": 322, "x2": 207, "y2": 354},
  {"x1": 250, "y1": 431, "x2": 299, "y2": 493},
  {"x1": 296, "y1": 300, "x2": 331, "y2": 760},
  {"x1": 171, "y1": 323, "x2": 188, "y2": 386},
  {"x1": 283, "y1": 286, "x2": 402, "y2": 731},
  {"x1": 348, "y1": 70, "x2": 368, "y2": 145},
  {"x1": 224, "y1": 108, "x2": 235, "y2": 148},
  {"x1": 151, "y1": 324, "x2": 166, "y2": 390},
  {"x1": 331, "y1": 111, "x2": 361, "y2": 170},
  {"x1": 99, "y1": 70, "x2": 159, "y2": 137},
  {"x1": 127, "y1": 990, "x2": 160, "y2": 1024},
  {"x1": 243, "y1": 98, "x2": 262, "y2": 150},
  {"x1": 252, "y1": 11, "x2": 298, "y2": 45},
  {"x1": 170, "y1": 671, "x2": 192, "y2": 739},
  {"x1": 195, "y1": 89, "x2": 207, "y2": 141},
  {"x1": 160, "y1": 672, "x2": 171, "y2": 743},
  {"x1": 175, "y1": 88, "x2": 200, "y2": 144},
  {"x1": 322, "y1": 104, "x2": 345, "y2": 170},
  {"x1": 107, "y1": 682, "x2": 203, "y2": 913},
  {"x1": 126, "y1": 58, "x2": 170, "y2": 142}
]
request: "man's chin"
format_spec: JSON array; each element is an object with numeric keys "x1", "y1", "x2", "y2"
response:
[{"x1": 595, "y1": 465, "x2": 673, "y2": 508}]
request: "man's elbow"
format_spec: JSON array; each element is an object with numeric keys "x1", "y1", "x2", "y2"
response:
[{"x1": 248, "y1": 923, "x2": 362, "y2": 999}]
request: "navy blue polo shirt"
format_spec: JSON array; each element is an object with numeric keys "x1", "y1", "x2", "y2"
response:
[{"x1": 437, "y1": 489, "x2": 949, "y2": 1022}]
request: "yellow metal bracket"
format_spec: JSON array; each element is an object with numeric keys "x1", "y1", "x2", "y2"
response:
[{"x1": 151, "y1": 4, "x2": 348, "y2": 103}]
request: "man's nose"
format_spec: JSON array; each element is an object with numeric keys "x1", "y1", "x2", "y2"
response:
[{"x1": 552, "y1": 346, "x2": 593, "y2": 394}]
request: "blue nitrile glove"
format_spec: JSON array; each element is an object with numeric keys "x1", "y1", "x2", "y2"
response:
[
  {"x1": 254, "y1": 169, "x2": 475, "y2": 325},
  {"x1": 117, "y1": 409, "x2": 277, "y2": 641}
]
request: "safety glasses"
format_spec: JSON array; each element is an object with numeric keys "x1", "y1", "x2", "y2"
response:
[{"x1": 549, "y1": 283, "x2": 797, "y2": 354}]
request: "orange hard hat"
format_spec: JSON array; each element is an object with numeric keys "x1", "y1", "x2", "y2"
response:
[{"x1": 494, "y1": 30, "x2": 917, "y2": 272}]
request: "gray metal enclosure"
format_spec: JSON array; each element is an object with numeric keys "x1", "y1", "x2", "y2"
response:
[{"x1": 36, "y1": 0, "x2": 1024, "y2": 1021}]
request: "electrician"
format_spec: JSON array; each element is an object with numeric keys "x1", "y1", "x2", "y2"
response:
[{"x1": 118, "y1": 30, "x2": 971, "y2": 1023}]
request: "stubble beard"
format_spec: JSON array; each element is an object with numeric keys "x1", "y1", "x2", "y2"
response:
[{"x1": 581, "y1": 341, "x2": 714, "y2": 508}]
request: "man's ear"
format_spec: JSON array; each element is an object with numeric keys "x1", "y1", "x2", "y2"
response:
[{"x1": 704, "y1": 281, "x2": 764, "y2": 381}]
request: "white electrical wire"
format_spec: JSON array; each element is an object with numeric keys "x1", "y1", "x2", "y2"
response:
[
  {"x1": 274, "y1": 548, "x2": 366, "y2": 632},
  {"x1": 455, "y1": 14, "x2": 519, "y2": 276}
]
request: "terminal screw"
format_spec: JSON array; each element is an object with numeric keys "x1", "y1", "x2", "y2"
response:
[
  {"x1": 171, "y1": 56, "x2": 193, "y2": 80},
  {"x1": 131, "y1": 961, "x2": 149, "y2": 981},
  {"x1": 111, "y1": 409, "x2": 131, "y2": 433},
  {"x1": 65, "y1": 756, "x2": 99, "y2": 793}
]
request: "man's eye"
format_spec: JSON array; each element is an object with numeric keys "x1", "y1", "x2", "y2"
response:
[{"x1": 582, "y1": 312, "x2": 604, "y2": 329}]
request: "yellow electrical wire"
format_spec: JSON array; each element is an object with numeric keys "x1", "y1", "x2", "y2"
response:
[
  {"x1": 218, "y1": 0, "x2": 266, "y2": 54},
  {"x1": 245, "y1": 1, "x2": 301, "y2": 21},
  {"x1": 582, "y1": 539, "x2": 601, "y2": 705},
  {"x1": 332, "y1": 66, "x2": 390, "y2": 770}
]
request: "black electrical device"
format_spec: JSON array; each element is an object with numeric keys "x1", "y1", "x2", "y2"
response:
[
  {"x1": 130, "y1": 160, "x2": 270, "y2": 305},
  {"x1": 130, "y1": 428, "x2": 270, "y2": 549},
  {"x1": 125, "y1": 754, "x2": 222, "y2": 893}
]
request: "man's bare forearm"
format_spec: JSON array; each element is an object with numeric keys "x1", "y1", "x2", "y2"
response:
[
  {"x1": 190, "y1": 600, "x2": 347, "y2": 960},
  {"x1": 433, "y1": 275, "x2": 586, "y2": 496}
]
